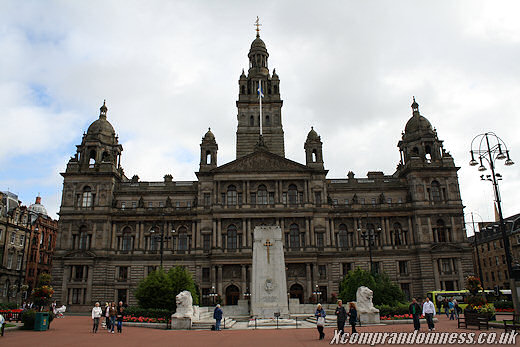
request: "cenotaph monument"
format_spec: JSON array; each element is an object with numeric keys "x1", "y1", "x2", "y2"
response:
[{"x1": 251, "y1": 226, "x2": 289, "y2": 318}]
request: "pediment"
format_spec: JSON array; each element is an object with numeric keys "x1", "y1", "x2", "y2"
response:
[
  {"x1": 430, "y1": 243, "x2": 464, "y2": 252},
  {"x1": 212, "y1": 149, "x2": 315, "y2": 174},
  {"x1": 64, "y1": 250, "x2": 97, "y2": 259}
]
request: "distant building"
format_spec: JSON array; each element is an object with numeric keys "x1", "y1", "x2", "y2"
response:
[
  {"x1": 52, "y1": 32, "x2": 473, "y2": 311},
  {"x1": 468, "y1": 213, "x2": 520, "y2": 289},
  {"x1": 0, "y1": 193, "x2": 58, "y2": 304}
]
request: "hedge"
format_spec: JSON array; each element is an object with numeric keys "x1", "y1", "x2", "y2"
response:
[
  {"x1": 375, "y1": 303, "x2": 410, "y2": 317},
  {"x1": 123, "y1": 307, "x2": 171, "y2": 319},
  {"x1": 0, "y1": 302, "x2": 18, "y2": 310},
  {"x1": 494, "y1": 300, "x2": 513, "y2": 309}
]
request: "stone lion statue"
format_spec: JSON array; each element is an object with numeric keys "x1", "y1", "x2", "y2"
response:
[
  {"x1": 173, "y1": 290, "x2": 194, "y2": 318},
  {"x1": 355, "y1": 286, "x2": 379, "y2": 313}
]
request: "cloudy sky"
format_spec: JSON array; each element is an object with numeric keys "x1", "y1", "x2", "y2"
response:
[{"x1": 1, "y1": 0, "x2": 519, "y2": 234}]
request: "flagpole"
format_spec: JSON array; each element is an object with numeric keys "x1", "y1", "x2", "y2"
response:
[{"x1": 259, "y1": 79, "x2": 263, "y2": 136}]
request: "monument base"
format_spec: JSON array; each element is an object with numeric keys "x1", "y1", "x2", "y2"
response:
[
  {"x1": 170, "y1": 316, "x2": 192, "y2": 330},
  {"x1": 359, "y1": 312, "x2": 380, "y2": 324}
]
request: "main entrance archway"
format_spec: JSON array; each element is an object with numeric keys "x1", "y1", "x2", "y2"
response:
[
  {"x1": 289, "y1": 283, "x2": 304, "y2": 304},
  {"x1": 226, "y1": 285, "x2": 240, "y2": 305}
]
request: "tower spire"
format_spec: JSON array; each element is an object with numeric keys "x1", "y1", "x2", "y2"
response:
[{"x1": 254, "y1": 16, "x2": 261, "y2": 38}]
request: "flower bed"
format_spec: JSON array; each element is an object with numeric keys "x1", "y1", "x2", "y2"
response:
[
  {"x1": 495, "y1": 308, "x2": 514, "y2": 312},
  {"x1": 380, "y1": 313, "x2": 424, "y2": 320},
  {"x1": 122, "y1": 315, "x2": 167, "y2": 323}
]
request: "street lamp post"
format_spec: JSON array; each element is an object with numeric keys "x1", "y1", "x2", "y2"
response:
[
  {"x1": 358, "y1": 221, "x2": 381, "y2": 274},
  {"x1": 469, "y1": 132, "x2": 515, "y2": 281},
  {"x1": 464, "y1": 212, "x2": 485, "y2": 289},
  {"x1": 209, "y1": 286, "x2": 218, "y2": 306},
  {"x1": 150, "y1": 223, "x2": 176, "y2": 268},
  {"x1": 313, "y1": 284, "x2": 322, "y2": 303}
]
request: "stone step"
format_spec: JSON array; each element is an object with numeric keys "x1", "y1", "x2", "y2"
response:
[{"x1": 191, "y1": 318, "x2": 236, "y2": 330}]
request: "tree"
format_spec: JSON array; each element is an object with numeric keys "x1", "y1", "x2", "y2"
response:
[
  {"x1": 338, "y1": 267, "x2": 405, "y2": 306},
  {"x1": 134, "y1": 266, "x2": 199, "y2": 311},
  {"x1": 168, "y1": 266, "x2": 199, "y2": 306},
  {"x1": 135, "y1": 268, "x2": 176, "y2": 311}
]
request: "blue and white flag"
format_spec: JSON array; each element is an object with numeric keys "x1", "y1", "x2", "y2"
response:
[{"x1": 257, "y1": 82, "x2": 264, "y2": 97}]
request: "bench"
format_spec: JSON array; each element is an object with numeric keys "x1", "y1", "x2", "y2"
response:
[
  {"x1": 457, "y1": 311, "x2": 489, "y2": 330},
  {"x1": 503, "y1": 313, "x2": 520, "y2": 332}
]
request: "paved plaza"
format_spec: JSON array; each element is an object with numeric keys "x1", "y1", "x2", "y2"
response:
[{"x1": 2, "y1": 315, "x2": 519, "y2": 346}]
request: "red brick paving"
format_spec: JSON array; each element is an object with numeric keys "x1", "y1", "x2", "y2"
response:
[{"x1": 2, "y1": 315, "x2": 519, "y2": 347}]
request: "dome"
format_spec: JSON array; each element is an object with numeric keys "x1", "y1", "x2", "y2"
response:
[
  {"x1": 86, "y1": 101, "x2": 116, "y2": 139},
  {"x1": 307, "y1": 127, "x2": 320, "y2": 141},
  {"x1": 203, "y1": 128, "x2": 215, "y2": 141},
  {"x1": 404, "y1": 114, "x2": 433, "y2": 134},
  {"x1": 28, "y1": 196, "x2": 48, "y2": 217},
  {"x1": 251, "y1": 37, "x2": 266, "y2": 50}
]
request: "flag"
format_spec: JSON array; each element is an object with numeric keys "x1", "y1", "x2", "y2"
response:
[{"x1": 257, "y1": 81, "x2": 264, "y2": 98}]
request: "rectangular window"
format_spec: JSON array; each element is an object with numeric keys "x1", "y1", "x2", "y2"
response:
[
  {"x1": 147, "y1": 266, "x2": 157, "y2": 275},
  {"x1": 118, "y1": 266, "x2": 128, "y2": 280},
  {"x1": 203, "y1": 234, "x2": 211, "y2": 251},
  {"x1": 398, "y1": 197, "x2": 403, "y2": 203},
  {"x1": 187, "y1": 201, "x2": 191, "y2": 208},
  {"x1": 250, "y1": 193, "x2": 256, "y2": 205},
  {"x1": 282, "y1": 193, "x2": 287, "y2": 205},
  {"x1": 121, "y1": 202, "x2": 126, "y2": 210},
  {"x1": 317, "y1": 233, "x2": 324, "y2": 248},
  {"x1": 372, "y1": 262, "x2": 380, "y2": 274},
  {"x1": 344, "y1": 199, "x2": 349, "y2": 205},
  {"x1": 202, "y1": 267, "x2": 210, "y2": 282},
  {"x1": 498, "y1": 271, "x2": 502, "y2": 281},
  {"x1": 343, "y1": 263, "x2": 352, "y2": 275},
  {"x1": 495, "y1": 256, "x2": 499, "y2": 265},
  {"x1": 10, "y1": 232, "x2": 15, "y2": 244},
  {"x1": 441, "y1": 259, "x2": 453, "y2": 274},
  {"x1": 74, "y1": 266, "x2": 84, "y2": 280},
  {"x1": 401, "y1": 283, "x2": 411, "y2": 301},
  {"x1": 502, "y1": 255, "x2": 506, "y2": 264},
  {"x1": 491, "y1": 272, "x2": 495, "y2": 281},
  {"x1": 159, "y1": 201, "x2": 164, "y2": 207},
  {"x1": 269, "y1": 192, "x2": 275, "y2": 205},
  {"x1": 387, "y1": 198, "x2": 392, "y2": 204},
  {"x1": 19, "y1": 234, "x2": 25, "y2": 246},
  {"x1": 318, "y1": 265, "x2": 327, "y2": 279},
  {"x1": 371, "y1": 198, "x2": 376, "y2": 205},
  {"x1": 132, "y1": 201, "x2": 137, "y2": 208},
  {"x1": 314, "y1": 192, "x2": 322, "y2": 206},
  {"x1": 333, "y1": 199, "x2": 338, "y2": 205},
  {"x1": 148, "y1": 202, "x2": 153, "y2": 208},
  {"x1": 72, "y1": 288, "x2": 83, "y2": 304},
  {"x1": 298, "y1": 192, "x2": 304, "y2": 205},
  {"x1": 237, "y1": 193, "x2": 242, "y2": 205},
  {"x1": 360, "y1": 198, "x2": 365, "y2": 205},
  {"x1": 399, "y1": 261, "x2": 409, "y2": 275},
  {"x1": 204, "y1": 193, "x2": 211, "y2": 206},
  {"x1": 7, "y1": 254, "x2": 13, "y2": 269},
  {"x1": 221, "y1": 193, "x2": 226, "y2": 205}
]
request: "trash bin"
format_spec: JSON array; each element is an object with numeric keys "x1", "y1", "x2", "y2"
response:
[{"x1": 34, "y1": 312, "x2": 50, "y2": 331}]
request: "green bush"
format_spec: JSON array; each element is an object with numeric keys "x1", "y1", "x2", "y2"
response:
[
  {"x1": 0, "y1": 302, "x2": 18, "y2": 310},
  {"x1": 338, "y1": 267, "x2": 405, "y2": 306},
  {"x1": 494, "y1": 300, "x2": 513, "y2": 309},
  {"x1": 21, "y1": 309, "x2": 36, "y2": 330},
  {"x1": 134, "y1": 266, "x2": 199, "y2": 311},
  {"x1": 124, "y1": 307, "x2": 171, "y2": 319},
  {"x1": 376, "y1": 303, "x2": 409, "y2": 317}
]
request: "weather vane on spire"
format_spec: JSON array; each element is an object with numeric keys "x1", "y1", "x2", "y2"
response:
[{"x1": 254, "y1": 16, "x2": 261, "y2": 37}]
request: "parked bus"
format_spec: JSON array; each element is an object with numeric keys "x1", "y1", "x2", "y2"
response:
[{"x1": 426, "y1": 289, "x2": 512, "y2": 313}]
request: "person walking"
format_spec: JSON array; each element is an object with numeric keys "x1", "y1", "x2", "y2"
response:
[
  {"x1": 422, "y1": 297, "x2": 436, "y2": 331},
  {"x1": 109, "y1": 302, "x2": 117, "y2": 333},
  {"x1": 213, "y1": 304, "x2": 223, "y2": 331},
  {"x1": 91, "y1": 302, "x2": 102, "y2": 333},
  {"x1": 0, "y1": 313, "x2": 5, "y2": 337},
  {"x1": 315, "y1": 304, "x2": 326, "y2": 340},
  {"x1": 104, "y1": 302, "x2": 111, "y2": 331},
  {"x1": 335, "y1": 300, "x2": 347, "y2": 335},
  {"x1": 348, "y1": 302, "x2": 358, "y2": 334},
  {"x1": 116, "y1": 301, "x2": 124, "y2": 333},
  {"x1": 443, "y1": 299, "x2": 449, "y2": 318},
  {"x1": 409, "y1": 298, "x2": 421, "y2": 331},
  {"x1": 448, "y1": 299, "x2": 455, "y2": 320}
]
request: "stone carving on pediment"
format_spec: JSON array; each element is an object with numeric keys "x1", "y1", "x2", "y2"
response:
[
  {"x1": 64, "y1": 250, "x2": 96, "y2": 258},
  {"x1": 216, "y1": 152, "x2": 309, "y2": 173}
]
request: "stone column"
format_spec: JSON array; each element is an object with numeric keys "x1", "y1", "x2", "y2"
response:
[
  {"x1": 408, "y1": 216, "x2": 414, "y2": 245},
  {"x1": 211, "y1": 266, "x2": 217, "y2": 290},
  {"x1": 242, "y1": 219, "x2": 247, "y2": 248},
  {"x1": 306, "y1": 263, "x2": 312, "y2": 302},
  {"x1": 217, "y1": 219, "x2": 222, "y2": 249},
  {"x1": 275, "y1": 180, "x2": 279, "y2": 203},
  {"x1": 354, "y1": 219, "x2": 359, "y2": 247},
  {"x1": 247, "y1": 219, "x2": 252, "y2": 248},
  {"x1": 325, "y1": 218, "x2": 331, "y2": 247},
  {"x1": 217, "y1": 265, "x2": 223, "y2": 297},
  {"x1": 246, "y1": 181, "x2": 250, "y2": 204},
  {"x1": 86, "y1": 265, "x2": 93, "y2": 303},
  {"x1": 432, "y1": 258, "x2": 441, "y2": 290},
  {"x1": 191, "y1": 222, "x2": 196, "y2": 252},
  {"x1": 330, "y1": 218, "x2": 336, "y2": 247},
  {"x1": 111, "y1": 223, "x2": 117, "y2": 250},
  {"x1": 61, "y1": 265, "x2": 70, "y2": 303},
  {"x1": 456, "y1": 258, "x2": 464, "y2": 288},
  {"x1": 305, "y1": 218, "x2": 310, "y2": 248},
  {"x1": 212, "y1": 220, "x2": 217, "y2": 248},
  {"x1": 427, "y1": 217, "x2": 433, "y2": 242},
  {"x1": 310, "y1": 219, "x2": 315, "y2": 248},
  {"x1": 450, "y1": 216, "x2": 456, "y2": 242},
  {"x1": 196, "y1": 222, "x2": 201, "y2": 249},
  {"x1": 241, "y1": 265, "x2": 246, "y2": 294}
]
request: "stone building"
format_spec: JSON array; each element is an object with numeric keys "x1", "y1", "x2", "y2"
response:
[
  {"x1": 52, "y1": 33, "x2": 473, "y2": 311},
  {"x1": 468, "y1": 213, "x2": 520, "y2": 290}
]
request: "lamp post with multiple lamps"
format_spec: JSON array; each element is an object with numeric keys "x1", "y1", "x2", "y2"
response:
[
  {"x1": 469, "y1": 132, "x2": 515, "y2": 282},
  {"x1": 209, "y1": 285, "x2": 218, "y2": 305},
  {"x1": 313, "y1": 284, "x2": 322, "y2": 303},
  {"x1": 463, "y1": 212, "x2": 485, "y2": 289},
  {"x1": 358, "y1": 221, "x2": 381, "y2": 274},
  {"x1": 150, "y1": 223, "x2": 176, "y2": 268}
]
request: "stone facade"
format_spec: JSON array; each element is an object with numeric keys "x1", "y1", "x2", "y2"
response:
[{"x1": 52, "y1": 34, "x2": 474, "y2": 311}]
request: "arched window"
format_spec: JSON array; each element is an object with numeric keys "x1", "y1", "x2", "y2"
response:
[
  {"x1": 227, "y1": 185, "x2": 237, "y2": 206},
  {"x1": 227, "y1": 225, "x2": 237, "y2": 250},
  {"x1": 338, "y1": 224, "x2": 348, "y2": 249},
  {"x1": 312, "y1": 149, "x2": 317, "y2": 162},
  {"x1": 89, "y1": 150, "x2": 96, "y2": 167},
  {"x1": 79, "y1": 226, "x2": 89, "y2": 250},
  {"x1": 249, "y1": 115, "x2": 254, "y2": 126},
  {"x1": 121, "y1": 227, "x2": 133, "y2": 251},
  {"x1": 436, "y1": 219, "x2": 447, "y2": 242},
  {"x1": 431, "y1": 181, "x2": 441, "y2": 201},
  {"x1": 289, "y1": 224, "x2": 300, "y2": 249},
  {"x1": 81, "y1": 186, "x2": 93, "y2": 208},
  {"x1": 288, "y1": 184, "x2": 298, "y2": 205},
  {"x1": 392, "y1": 222, "x2": 402, "y2": 246},
  {"x1": 178, "y1": 227, "x2": 188, "y2": 251},
  {"x1": 425, "y1": 145, "x2": 432, "y2": 162},
  {"x1": 241, "y1": 86, "x2": 245, "y2": 94},
  {"x1": 257, "y1": 185, "x2": 268, "y2": 205},
  {"x1": 206, "y1": 150, "x2": 211, "y2": 165}
]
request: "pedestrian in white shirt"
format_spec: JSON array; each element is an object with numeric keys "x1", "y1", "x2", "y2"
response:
[
  {"x1": 422, "y1": 297, "x2": 436, "y2": 331},
  {"x1": 91, "y1": 302, "x2": 103, "y2": 333}
]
